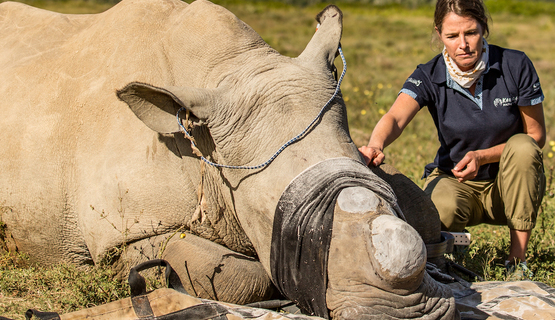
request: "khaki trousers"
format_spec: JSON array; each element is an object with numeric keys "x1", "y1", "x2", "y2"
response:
[{"x1": 423, "y1": 134, "x2": 546, "y2": 232}]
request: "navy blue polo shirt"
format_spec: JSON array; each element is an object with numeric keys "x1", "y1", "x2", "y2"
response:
[{"x1": 400, "y1": 45, "x2": 544, "y2": 181}]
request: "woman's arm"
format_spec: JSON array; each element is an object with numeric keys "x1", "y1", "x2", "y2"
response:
[
  {"x1": 451, "y1": 103, "x2": 546, "y2": 182},
  {"x1": 358, "y1": 93, "x2": 420, "y2": 166}
]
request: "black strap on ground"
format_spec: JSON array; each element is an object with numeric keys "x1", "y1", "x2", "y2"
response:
[
  {"x1": 270, "y1": 158, "x2": 401, "y2": 319},
  {"x1": 245, "y1": 299, "x2": 295, "y2": 309},
  {"x1": 24, "y1": 310, "x2": 60, "y2": 320},
  {"x1": 128, "y1": 258, "x2": 187, "y2": 297}
]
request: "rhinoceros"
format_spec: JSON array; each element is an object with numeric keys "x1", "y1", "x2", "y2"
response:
[{"x1": 0, "y1": 0, "x2": 458, "y2": 318}]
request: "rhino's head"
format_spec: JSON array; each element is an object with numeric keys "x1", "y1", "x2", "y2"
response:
[
  {"x1": 116, "y1": 2, "x2": 356, "y2": 186},
  {"x1": 117, "y1": 3, "x2": 455, "y2": 319},
  {"x1": 116, "y1": 2, "x2": 358, "y2": 260},
  {"x1": 271, "y1": 158, "x2": 456, "y2": 319}
]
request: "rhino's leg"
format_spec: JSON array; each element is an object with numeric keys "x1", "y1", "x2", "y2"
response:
[
  {"x1": 161, "y1": 233, "x2": 277, "y2": 305},
  {"x1": 326, "y1": 187, "x2": 457, "y2": 319},
  {"x1": 112, "y1": 232, "x2": 276, "y2": 305}
]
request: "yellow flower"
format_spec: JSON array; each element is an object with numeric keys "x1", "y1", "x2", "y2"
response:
[
  {"x1": 353, "y1": 87, "x2": 359, "y2": 92},
  {"x1": 364, "y1": 90, "x2": 373, "y2": 96},
  {"x1": 548, "y1": 152, "x2": 554, "y2": 159},
  {"x1": 387, "y1": 84, "x2": 392, "y2": 89},
  {"x1": 344, "y1": 96, "x2": 349, "y2": 102},
  {"x1": 180, "y1": 233, "x2": 187, "y2": 239},
  {"x1": 552, "y1": 145, "x2": 555, "y2": 152},
  {"x1": 549, "y1": 140, "x2": 555, "y2": 147},
  {"x1": 377, "y1": 83, "x2": 384, "y2": 89},
  {"x1": 360, "y1": 110, "x2": 367, "y2": 115},
  {"x1": 378, "y1": 108, "x2": 386, "y2": 115}
]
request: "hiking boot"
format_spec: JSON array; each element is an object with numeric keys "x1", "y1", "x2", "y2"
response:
[{"x1": 505, "y1": 261, "x2": 533, "y2": 281}]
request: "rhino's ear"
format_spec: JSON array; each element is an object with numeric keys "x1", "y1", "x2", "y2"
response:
[
  {"x1": 117, "y1": 82, "x2": 216, "y2": 134},
  {"x1": 297, "y1": 5, "x2": 342, "y2": 71}
]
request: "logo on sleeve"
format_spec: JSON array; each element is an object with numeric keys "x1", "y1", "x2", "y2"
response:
[
  {"x1": 533, "y1": 82, "x2": 541, "y2": 92},
  {"x1": 493, "y1": 96, "x2": 518, "y2": 108},
  {"x1": 407, "y1": 78, "x2": 422, "y2": 87}
]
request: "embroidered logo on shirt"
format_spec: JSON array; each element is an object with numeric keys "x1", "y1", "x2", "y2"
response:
[
  {"x1": 493, "y1": 97, "x2": 518, "y2": 108},
  {"x1": 407, "y1": 78, "x2": 422, "y2": 87},
  {"x1": 533, "y1": 82, "x2": 541, "y2": 92}
]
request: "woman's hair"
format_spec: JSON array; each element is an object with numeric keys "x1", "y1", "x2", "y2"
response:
[{"x1": 434, "y1": 0, "x2": 490, "y2": 37}]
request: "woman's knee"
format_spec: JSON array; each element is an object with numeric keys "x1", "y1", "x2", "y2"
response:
[
  {"x1": 500, "y1": 134, "x2": 544, "y2": 183},
  {"x1": 503, "y1": 134, "x2": 542, "y2": 164},
  {"x1": 426, "y1": 183, "x2": 469, "y2": 231}
]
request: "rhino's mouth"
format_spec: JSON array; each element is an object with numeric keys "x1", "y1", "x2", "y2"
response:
[
  {"x1": 328, "y1": 272, "x2": 457, "y2": 319},
  {"x1": 270, "y1": 157, "x2": 402, "y2": 318}
]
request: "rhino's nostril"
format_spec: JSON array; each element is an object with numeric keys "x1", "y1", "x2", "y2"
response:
[{"x1": 370, "y1": 215, "x2": 426, "y2": 281}]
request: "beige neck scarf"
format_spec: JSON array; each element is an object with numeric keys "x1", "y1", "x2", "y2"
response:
[{"x1": 443, "y1": 38, "x2": 489, "y2": 88}]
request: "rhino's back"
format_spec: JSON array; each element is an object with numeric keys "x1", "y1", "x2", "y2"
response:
[
  {"x1": 0, "y1": 1, "x2": 92, "y2": 66},
  {"x1": 0, "y1": 0, "x2": 184, "y2": 89},
  {"x1": 0, "y1": 0, "x2": 268, "y2": 89}
]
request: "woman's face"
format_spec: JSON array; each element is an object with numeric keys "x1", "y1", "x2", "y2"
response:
[{"x1": 437, "y1": 12, "x2": 484, "y2": 71}]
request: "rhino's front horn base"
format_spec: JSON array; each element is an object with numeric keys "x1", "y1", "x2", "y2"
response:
[
  {"x1": 331, "y1": 186, "x2": 426, "y2": 294},
  {"x1": 326, "y1": 187, "x2": 457, "y2": 319}
]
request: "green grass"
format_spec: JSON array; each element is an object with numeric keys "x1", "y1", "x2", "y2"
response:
[
  {"x1": 0, "y1": 0, "x2": 115, "y2": 13},
  {"x1": 0, "y1": 253, "x2": 128, "y2": 318},
  {"x1": 1, "y1": 0, "x2": 555, "y2": 318}
]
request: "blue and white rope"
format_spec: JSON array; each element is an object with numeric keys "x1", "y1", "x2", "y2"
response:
[{"x1": 177, "y1": 46, "x2": 347, "y2": 170}]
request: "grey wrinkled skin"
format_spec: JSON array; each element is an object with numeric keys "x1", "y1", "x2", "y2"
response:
[{"x1": 0, "y1": 0, "x2": 456, "y2": 318}]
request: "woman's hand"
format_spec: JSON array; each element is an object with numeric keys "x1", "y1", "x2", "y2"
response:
[
  {"x1": 451, "y1": 151, "x2": 482, "y2": 182},
  {"x1": 359, "y1": 146, "x2": 385, "y2": 167}
]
